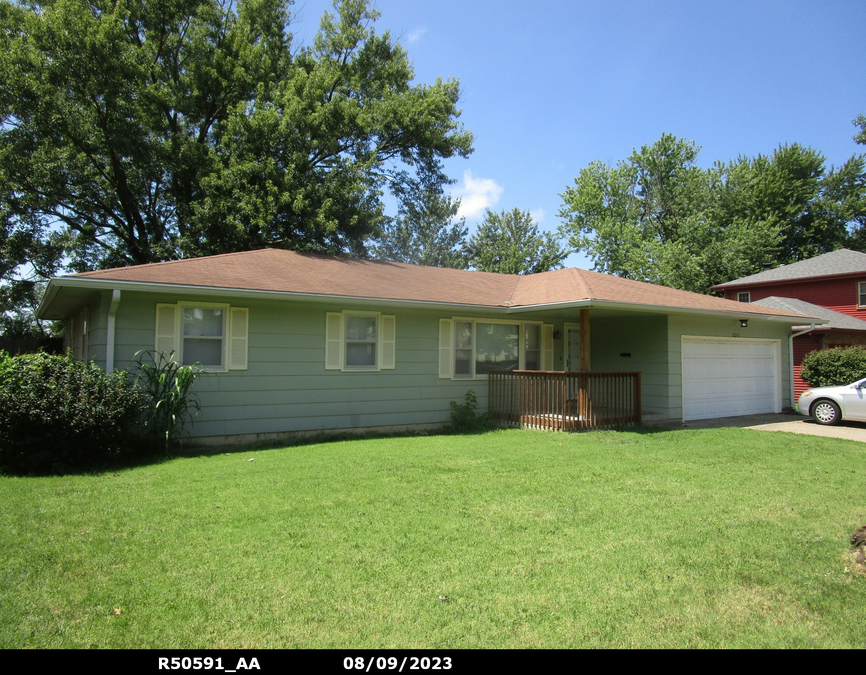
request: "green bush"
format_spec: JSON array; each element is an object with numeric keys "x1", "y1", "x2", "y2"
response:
[
  {"x1": 0, "y1": 351, "x2": 147, "y2": 474},
  {"x1": 800, "y1": 346, "x2": 866, "y2": 388},
  {"x1": 449, "y1": 390, "x2": 492, "y2": 433}
]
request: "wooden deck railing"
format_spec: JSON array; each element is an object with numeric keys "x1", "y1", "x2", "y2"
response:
[{"x1": 488, "y1": 370, "x2": 642, "y2": 431}]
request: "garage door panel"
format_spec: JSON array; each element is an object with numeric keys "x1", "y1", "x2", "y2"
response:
[{"x1": 683, "y1": 338, "x2": 779, "y2": 422}]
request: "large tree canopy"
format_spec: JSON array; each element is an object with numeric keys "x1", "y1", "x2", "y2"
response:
[
  {"x1": 465, "y1": 208, "x2": 567, "y2": 275},
  {"x1": 368, "y1": 181, "x2": 468, "y2": 269},
  {"x1": 0, "y1": 0, "x2": 473, "y2": 278},
  {"x1": 558, "y1": 133, "x2": 866, "y2": 294}
]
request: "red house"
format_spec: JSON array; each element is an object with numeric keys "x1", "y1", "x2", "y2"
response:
[{"x1": 712, "y1": 249, "x2": 866, "y2": 401}]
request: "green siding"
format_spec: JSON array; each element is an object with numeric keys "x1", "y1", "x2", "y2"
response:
[
  {"x1": 666, "y1": 314, "x2": 792, "y2": 421},
  {"x1": 590, "y1": 315, "x2": 669, "y2": 416},
  {"x1": 76, "y1": 289, "x2": 799, "y2": 439},
  {"x1": 111, "y1": 295, "x2": 490, "y2": 439}
]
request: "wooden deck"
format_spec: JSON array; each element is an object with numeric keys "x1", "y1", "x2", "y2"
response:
[{"x1": 489, "y1": 370, "x2": 642, "y2": 431}]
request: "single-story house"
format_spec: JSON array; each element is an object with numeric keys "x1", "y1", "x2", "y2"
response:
[
  {"x1": 36, "y1": 249, "x2": 823, "y2": 443},
  {"x1": 712, "y1": 248, "x2": 866, "y2": 399}
]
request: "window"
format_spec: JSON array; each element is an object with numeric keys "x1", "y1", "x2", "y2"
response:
[
  {"x1": 182, "y1": 306, "x2": 225, "y2": 368},
  {"x1": 737, "y1": 292, "x2": 750, "y2": 303},
  {"x1": 474, "y1": 322, "x2": 519, "y2": 376},
  {"x1": 345, "y1": 314, "x2": 378, "y2": 368},
  {"x1": 524, "y1": 323, "x2": 541, "y2": 370},
  {"x1": 859, "y1": 282, "x2": 866, "y2": 307},
  {"x1": 155, "y1": 302, "x2": 248, "y2": 371},
  {"x1": 325, "y1": 312, "x2": 396, "y2": 371},
  {"x1": 440, "y1": 318, "x2": 551, "y2": 379}
]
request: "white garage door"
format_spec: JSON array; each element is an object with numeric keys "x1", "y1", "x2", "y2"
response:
[{"x1": 682, "y1": 338, "x2": 780, "y2": 421}]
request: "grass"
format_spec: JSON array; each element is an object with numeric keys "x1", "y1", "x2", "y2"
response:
[{"x1": 1, "y1": 426, "x2": 865, "y2": 649}]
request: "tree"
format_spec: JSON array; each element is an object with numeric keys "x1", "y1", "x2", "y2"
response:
[
  {"x1": 369, "y1": 182, "x2": 468, "y2": 268},
  {"x1": 557, "y1": 134, "x2": 715, "y2": 290},
  {"x1": 558, "y1": 133, "x2": 866, "y2": 294},
  {"x1": 855, "y1": 115, "x2": 866, "y2": 145},
  {"x1": 465, "y1": 208, "x2": 567, "y2": 275},
  {"x1": 0, "y1": 0, "x2": 473, "y2": 314}
]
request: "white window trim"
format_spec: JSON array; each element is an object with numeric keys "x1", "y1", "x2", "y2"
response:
[
  {"x1": 155, "y1": 301, "x2": 248, "y2": 373},
  {"x1": 343, "y1": 310, "x2": 381, "y2": 372},
  {"x1": 179, "y1": 301, "x2": 229, "y2": 372},
  {"x1": 737, "y1": 292, "x2": 750, "y2": 303},
  {"x1": 326, "y1": 311, "x2": 396, "y2": 372},
  {"x1": 522, "y1": 321, "x2": 543, "y2": 372},
  {"x1": 858, "y1": 282, "x2": 866, "y2": 308},
  {"x1": 450, "y1": 317, "x2": 544, "y2": 380}
]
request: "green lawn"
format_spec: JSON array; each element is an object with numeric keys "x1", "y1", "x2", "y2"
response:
[{"x1": 1, "y1": 426, "x2": 864, "y2": 649}]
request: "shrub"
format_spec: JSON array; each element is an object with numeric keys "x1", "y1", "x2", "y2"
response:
[
  {"x1": 0, "y1": 351, "x2": 146, "y2": 474},
  {"x1": 449, "y1": 390, "x2": 492, "y2": 433},
  {"x1": 800, "y1": 346, "x2": 866, "y2": 388},
  {"x1": 132, "y1": 351, "x2": 202, "y2": 452}
]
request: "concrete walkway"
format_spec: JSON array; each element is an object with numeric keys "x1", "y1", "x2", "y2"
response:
[{"x1": 673, "y1": 412, "x2": 866, "y2": 442}]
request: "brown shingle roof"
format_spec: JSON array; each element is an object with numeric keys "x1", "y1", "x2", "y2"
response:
[{"x1": 61, "y1": 248, "x2": 816, "y2": 319}]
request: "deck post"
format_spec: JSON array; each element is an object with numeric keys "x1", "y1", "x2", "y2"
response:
[{"x1": 578, "y1": 309, "x2": 591, "y2": 425}]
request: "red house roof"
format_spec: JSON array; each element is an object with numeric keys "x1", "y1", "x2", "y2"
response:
[{"x1": 712, "y1": 249, "x2": 866, "y2": 290}]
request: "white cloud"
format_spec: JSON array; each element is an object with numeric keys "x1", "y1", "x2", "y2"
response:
[
  {"x1": 530, "y1": 208, "x2": 546, "y2": 224},
  {"x1": 405, "y1": 28, "x2": 426, "y2": 44},
  {"x1": 452, "y1": 170, "x2": 503, "y2": 219}
]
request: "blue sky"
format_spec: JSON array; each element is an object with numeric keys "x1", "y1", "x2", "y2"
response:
[{"x1": 294, "y1": 0, "x2": 866, "y2": 268}]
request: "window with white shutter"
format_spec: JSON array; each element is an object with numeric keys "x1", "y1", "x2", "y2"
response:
[
  {"x1": 325, "y1": 311, "x2": 396, "y2": 372},
  {"x1": 155, "y1": 302, "x2": 248, "y2": 372}
]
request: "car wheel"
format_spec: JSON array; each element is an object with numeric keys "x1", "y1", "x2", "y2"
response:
[{"x1": 811, "y1": 399, "x2": 841, "y2": 426}]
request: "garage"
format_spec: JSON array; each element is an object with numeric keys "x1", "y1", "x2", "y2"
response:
[{"x1": 682, "y1": 337, "x2": 781, "y2": 421}]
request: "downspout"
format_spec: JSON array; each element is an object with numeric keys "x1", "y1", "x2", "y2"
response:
[
  {"x1": 789, "y1": 324, "x2": 816, "y2": 411},
  {"x1": 106, "y1": 289, "x2": 121, "y2": 372}
]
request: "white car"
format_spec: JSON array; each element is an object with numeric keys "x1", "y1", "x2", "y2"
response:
[{"x1": 796, "y1": 378, "x2": 866, "y2": 425}]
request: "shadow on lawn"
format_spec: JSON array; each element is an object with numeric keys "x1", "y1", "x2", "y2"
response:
[{"x1": 2, "y1": 419, "x2": 785, "y2": 478}]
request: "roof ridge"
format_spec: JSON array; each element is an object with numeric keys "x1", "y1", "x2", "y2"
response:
[
  {"x1": 569, "y1": 267, "x2": 596, "y2": 299},
  {"x1": 503, "y1": 273, "x2": 523, "y2": 306},
  {"x1": 71, "y1": 247, "x2": 279, "y2": 277}
]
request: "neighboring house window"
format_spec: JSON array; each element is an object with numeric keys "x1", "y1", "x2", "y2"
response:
[
  {"x1": 439, "y1": 318, "x2": 552, "y2": 379},
  {"x1": 155, "y1": 302, "x2": 249, "y2": 372},
  {"x1": 737, "y1": 292, "x2": 750, "y2": 303},
  {"x1": 859, "y1": 282, "x2": 866, "y2": 307},
  {"x1": 325, "y1": 311, "x2": 396, "y2": 371}
]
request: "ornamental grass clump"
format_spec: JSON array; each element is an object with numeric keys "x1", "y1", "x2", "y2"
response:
[
  {"x1": 0, "y1": 350, "x2": 146, "y2": 474},
  {"x1": 132, "y1": 351, "x2": 202, "y2": 452}
]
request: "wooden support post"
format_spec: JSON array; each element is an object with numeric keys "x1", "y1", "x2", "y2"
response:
[
  {"x1": 579, "y1": 309, "x2": 590, "y2": 372},
  {"x1": 578, "y1": 309, "x2": 590, "y2": 423}
]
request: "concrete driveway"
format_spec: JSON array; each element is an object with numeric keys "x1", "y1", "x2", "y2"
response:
[{"x1": 676, "y1": 412, "x2": 866, "y2": 442}]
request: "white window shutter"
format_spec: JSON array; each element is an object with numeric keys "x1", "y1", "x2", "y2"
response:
[
  {"x1": 380, "y1": 315, "x2": 396, "y2": 369},
  {"x1": 228, "y1": 307, "x2": 249, "y2": 371},
  {"x1": 155, "y1": 304, "x2": 179, "y2": 360},
  {"x1": 542, "y1": 324, "x2": 554, "y2": 371},
  {"x1": 325, "y1": 313, "x2": 343, "y2": 370},
  {"x1": 438, "y1": 319, "x2": 453, "y2": 379}
]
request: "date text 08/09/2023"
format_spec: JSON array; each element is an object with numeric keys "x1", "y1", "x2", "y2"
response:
[{"x1": 157, "y1": 655, "x2": 453, "y2": 673}]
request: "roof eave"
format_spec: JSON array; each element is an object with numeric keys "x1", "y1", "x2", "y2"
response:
[
  {"x1": 509, "y1": 298, "x2": 826, "y2": 323},
  {"x1": 37, "y1": 276, "x2": 827, "y2": 325},
  {"x1": 36, "y1": 277, "x2": 517, "y2": 318}
]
